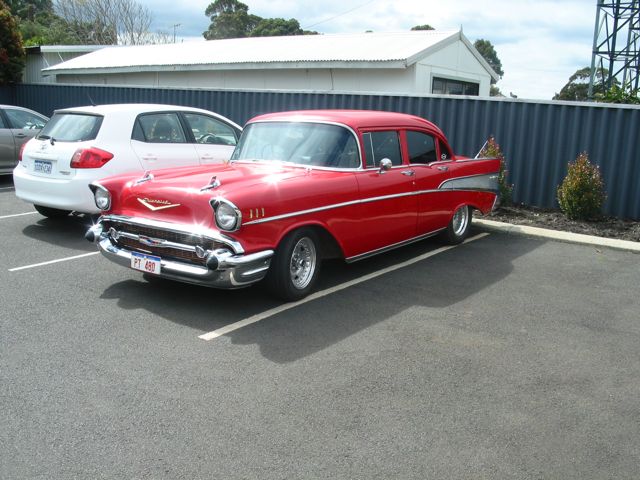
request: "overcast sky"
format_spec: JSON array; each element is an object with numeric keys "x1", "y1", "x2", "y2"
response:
[{"x1": 146, "y1": 0, "x2": 597, "y2": 100}]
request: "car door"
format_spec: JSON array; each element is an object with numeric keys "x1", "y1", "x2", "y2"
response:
[
  {"x1": 0, "y1": 111, "x2": 15, "y2": 172},
  {"x1": 403, "y1": 130, "x2": 453, "y2": 233},
  {"x1": 130, "y1": 112, "x2": 198, "y2": 170},
  {"x1": 181, "y1": 112, "x2": 240, "y2": 164},
  {"x1": 352, "y1": 130, "x2": 418, "y2": 256}
]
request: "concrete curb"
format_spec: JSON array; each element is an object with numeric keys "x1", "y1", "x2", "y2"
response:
[{"x1": 474, "y1": 218, "x2": 640, "y2": 253}]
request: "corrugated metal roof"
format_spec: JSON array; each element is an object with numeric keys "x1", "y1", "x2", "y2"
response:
[{"x1": 43, "y1": 30, "x2": 461, "y2": 73}]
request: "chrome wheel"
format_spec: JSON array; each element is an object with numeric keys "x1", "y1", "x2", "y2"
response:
[
  {"x1": 289, "y1": 236, "x2": 317, "y2": 290},
  {"x1": 451, "y1": 206, "x2": 469, "y2": 237}
]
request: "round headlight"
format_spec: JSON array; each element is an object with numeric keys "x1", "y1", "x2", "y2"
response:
[
  {"x1": 94, "y1": 186, "x2": 111, "y2": 211},
  {"x1": 215, "y1": 200, "x2": 240, "y2": 231}
]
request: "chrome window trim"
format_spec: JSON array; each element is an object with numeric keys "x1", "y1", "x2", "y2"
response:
[
  {"x1": 233, "y1": 119, "x2": 363, "y2": 171},
  {"x1": 100, "y1": 214, "x2": 244, "y2": 254}
]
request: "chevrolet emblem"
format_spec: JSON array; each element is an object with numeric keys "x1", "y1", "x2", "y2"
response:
[{"x1": 137, "y1": 197, "x2": 181, "y2": 211}]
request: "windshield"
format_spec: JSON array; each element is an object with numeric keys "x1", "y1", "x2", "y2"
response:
[
  {"x1": 231, "y1": 122, "x2": 360, "y2": 169},
  {"x1": 37, "y1": 112, "x2": 103, "y2": 142}
]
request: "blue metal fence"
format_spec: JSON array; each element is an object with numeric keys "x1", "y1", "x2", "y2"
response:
[{"x1": 2, "y1": 83, "x2": 639, "y2": 219}]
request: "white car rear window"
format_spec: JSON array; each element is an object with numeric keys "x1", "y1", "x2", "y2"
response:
[{"x1": 37, "y1": 113, "x2": 102, "y2": 142}]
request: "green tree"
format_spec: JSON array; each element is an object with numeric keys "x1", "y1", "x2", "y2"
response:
[
  {"x1": 553, "y1": 67, "x2": 609, "y2": 101},
  {"x1": 251, "y1": 18, "x2": 302, "y2": 37},
  {"x1": 203, "y1": 0, "x2": 260, "y2": 39},
  {"x1": 411, "y1": 24, "x2": 434, "y2": 31},
  {"x1": 0, "y1": 0, "x2": 25, "y2": 84},
  {"x1": 473, "y1": 39, "x2": 503, "y2": 78}
]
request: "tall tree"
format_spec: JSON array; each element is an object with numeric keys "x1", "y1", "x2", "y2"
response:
[
  {"x1": 474, "y1": 39, "x2": 503, "y2": 79},
  {"x1": 53, "y1": 0, "x2": 153, "y2": 45},
  {"x1": 553, "y1": 67, "x2": 610, "y2": 101},
  {"x1": 0, "y1": 0, "x2": 25, "y2": 84},
  {"x1": 203, "y1": 0, "x2": 260, "y2": 39}
]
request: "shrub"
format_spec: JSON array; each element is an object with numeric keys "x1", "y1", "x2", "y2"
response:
[
  {"x1": 557, "y1": 152, "x2": 606, "y2": 220},
  {"x1": 479, "y1": 136, "x2": 513, "y2": 206},
  {"x1": 0, "y1": 1, "x2": 25, "y2": 85}
]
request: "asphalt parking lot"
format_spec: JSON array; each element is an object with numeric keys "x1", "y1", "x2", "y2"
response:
[{"x1": 2, "y1": 174, "x2": 640, "y2": 480}]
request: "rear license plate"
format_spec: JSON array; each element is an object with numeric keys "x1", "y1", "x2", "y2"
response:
[
  {"x1": 131, "y1": 252, "x2": 161, "y2": 274},
  {"x1": 34, "y1": 160, "x2": 52, "y2": 174}
]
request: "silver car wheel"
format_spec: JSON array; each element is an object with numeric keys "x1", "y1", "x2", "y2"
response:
[
  {"x1": 289, "y1": 236, "x2": 317, "y2": 290},
  {"x1": 452, "y1": 206, "x2": 469, "y2": 237}
]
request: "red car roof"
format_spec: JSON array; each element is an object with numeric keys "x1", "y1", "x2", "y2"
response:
[{"x1": 248, "y1": 110, "x2": 444, "y2": 136}]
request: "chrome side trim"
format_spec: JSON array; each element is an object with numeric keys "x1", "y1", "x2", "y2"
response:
[
  {"x1": 439, "y1": 172, "x2": 499, "y2": 192},
  {"x1": 101, "y1": 214, "x2": 244, "y2": 254},
  {"x1": 345, "y1": 228, "x2": 446, "y2": 263},
  {"x1": 243, "y1": 181, "x2": 497, "y2": 227}
]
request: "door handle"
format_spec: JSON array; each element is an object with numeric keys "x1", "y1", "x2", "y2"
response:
[
  {"x1": 15, "y1": 133, "x2": 26, "y2": 138},
  {"x1": 401, "y1": 170, "x2": 415, "y2": 176},
  {"x1": 437, "y1": 166, "x2": 449, "y2": 171}
]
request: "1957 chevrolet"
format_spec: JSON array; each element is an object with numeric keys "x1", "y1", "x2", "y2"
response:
[{"x1": 86, "y1": 110, "x2": 500, "y2": 300}]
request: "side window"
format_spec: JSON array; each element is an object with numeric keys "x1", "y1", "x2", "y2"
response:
[
  {"x1": 182, "y1": 113, "x2": 238, "y2": 146},
  {"x1": 438, "y1": 140, "x2": 452, "y2": 160},
  {"x1": 362, "y1": 131, "x2": 402, "y2": 168},
  {"x1": 406, "y1": 131, "x2": 437, "y2": 164},
  {"x1": 0, "y1": 113, "x2": 5, "y2": 128},
  {"x1": 134, "y1": 113, "x2": 187, "y2": 143},
  {"x1": 5, "y1": 109, "x2": 46, "y2": 130}
]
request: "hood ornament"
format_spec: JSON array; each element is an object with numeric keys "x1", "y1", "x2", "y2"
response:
[
  {"x1": 137, "y1": 197, "x2": 181, "y2": 211},
  {"x1": 200, "y1": 175, "x2": 221, "y2": 192},
  {"x1": 135, "y1": 171, "x2": 154, "y2": 185}
]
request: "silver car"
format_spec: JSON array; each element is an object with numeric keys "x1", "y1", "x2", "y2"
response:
[{"x1": 0, "y1": 105, "x2": 48, "y2": 175}]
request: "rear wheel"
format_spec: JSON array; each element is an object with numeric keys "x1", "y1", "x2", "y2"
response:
[
  {"x1": 34, "y1": 204, "x2": 71, "y2": 218},
  {"x1": 266, "y1": 228, "x2": 321, "y2": 301},
  {"x1": 443, "y1": 205, "x2": 472, "y2": 244}
]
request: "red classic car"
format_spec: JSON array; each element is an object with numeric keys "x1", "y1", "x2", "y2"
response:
[{"x1": 86, "y1": 110, "x2": 500, "y2": 300}]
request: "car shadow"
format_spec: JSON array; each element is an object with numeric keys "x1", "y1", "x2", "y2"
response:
[
  {"x1": 21, "y1": 214, "x2": 97, "y2": 252},
  {"x1": 99, "y1": 228, "x2": 542, "y2": 363}
]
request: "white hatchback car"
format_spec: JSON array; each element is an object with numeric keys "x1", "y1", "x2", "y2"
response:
[{"x1": 13, "y1": 104, "x2": 242, "y2": 217}]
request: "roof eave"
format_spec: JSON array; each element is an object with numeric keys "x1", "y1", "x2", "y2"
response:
[{"x1": 43, "y1": 60, "x2": 410, "y2": 75}]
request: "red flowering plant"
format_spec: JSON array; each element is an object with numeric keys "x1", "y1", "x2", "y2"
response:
[
  {"x1": 557, "y1": 152, "x2": 606, "y2": 221},
  {"x1": 479, "y1": 136, "x2": 513, "y2": 206}
]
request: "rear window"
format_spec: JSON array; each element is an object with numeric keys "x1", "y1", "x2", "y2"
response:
[{"x1": 37, "y1": 113, "x2": 102, "y2": 142}]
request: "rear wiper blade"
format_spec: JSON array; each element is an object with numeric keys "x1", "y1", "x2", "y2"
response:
[{"x1": 37, "y1": 135, "x2": 56, "y2": 145}]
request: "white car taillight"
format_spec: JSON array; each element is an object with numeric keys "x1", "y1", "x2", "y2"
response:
[
  {"x1": 18, "y1": 143, "x2": 26, "y2": 162},
  {"x1": 70, "y1": 147, "x2": 114, "y2": 169}
]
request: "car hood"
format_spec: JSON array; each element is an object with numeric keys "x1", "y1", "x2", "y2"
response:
[{"x1": 102, "y1": 161, "x2": 319, "y2": 226}]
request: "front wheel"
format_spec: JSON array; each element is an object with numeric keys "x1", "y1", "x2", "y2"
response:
[
  {"x1": 34, "y1": 204, "x2": 71, "y2": 218},
  {"x1": 266, "y1": 228, "x2": 321, "y2": 301},
  {"x1": 443, "y1": 205, "x2": 472, "y2": 244}
]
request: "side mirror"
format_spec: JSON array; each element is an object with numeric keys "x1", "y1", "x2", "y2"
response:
[{"x1": 378, "y1": 158, "x2": 392, "y2": 174}]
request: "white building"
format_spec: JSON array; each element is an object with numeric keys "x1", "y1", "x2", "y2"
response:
[
  {"x1": 42, "y1": 31, "x2": 499, "y2": 96},
  {"x1": 23, "y1": 45, "x2": 105, "y2": 84}
]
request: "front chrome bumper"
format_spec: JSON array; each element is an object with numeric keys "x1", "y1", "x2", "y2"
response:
[{"x1": 86, "y1": 223, "x2": 273, "y2": 289}]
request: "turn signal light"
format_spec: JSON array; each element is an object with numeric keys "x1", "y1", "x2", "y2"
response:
[{"x1": 70, "y1": 147, "x2": 114, "y2": 169}]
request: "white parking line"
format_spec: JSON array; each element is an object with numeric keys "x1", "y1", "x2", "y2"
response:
[
  {"x1": 9, "y1": 252, "x2": 99, "y2": 272},
  {"x1": 0, "y1": 211, "x2": 37, "y2": 220},
  {"x1": 199, "y1": 232, "x2": 490, "y2": 341}
]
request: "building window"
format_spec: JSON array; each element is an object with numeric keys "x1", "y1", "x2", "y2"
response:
[{"x1": 432, "y1": 77, "x2": 479, "y2": 96}]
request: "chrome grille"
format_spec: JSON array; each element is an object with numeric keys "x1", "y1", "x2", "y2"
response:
[{"x1": 102, "y1": 219, "x2": 225, "y2": 266}]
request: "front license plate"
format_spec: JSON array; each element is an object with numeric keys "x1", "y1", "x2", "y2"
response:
[
  {"x1": 131, "y1": 252, "x2": 161, "y2": 274},
  {"x1": 34, "y1": 160, "x2": 52, "y2": 174}
]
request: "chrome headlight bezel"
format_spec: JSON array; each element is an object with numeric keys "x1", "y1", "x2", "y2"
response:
[
  {"x1": 90, "y1": 184, "x2": 111, "y2": 211},
  {"x1": 212, "y1": 198, "x2": 242, "y2": 232}
]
